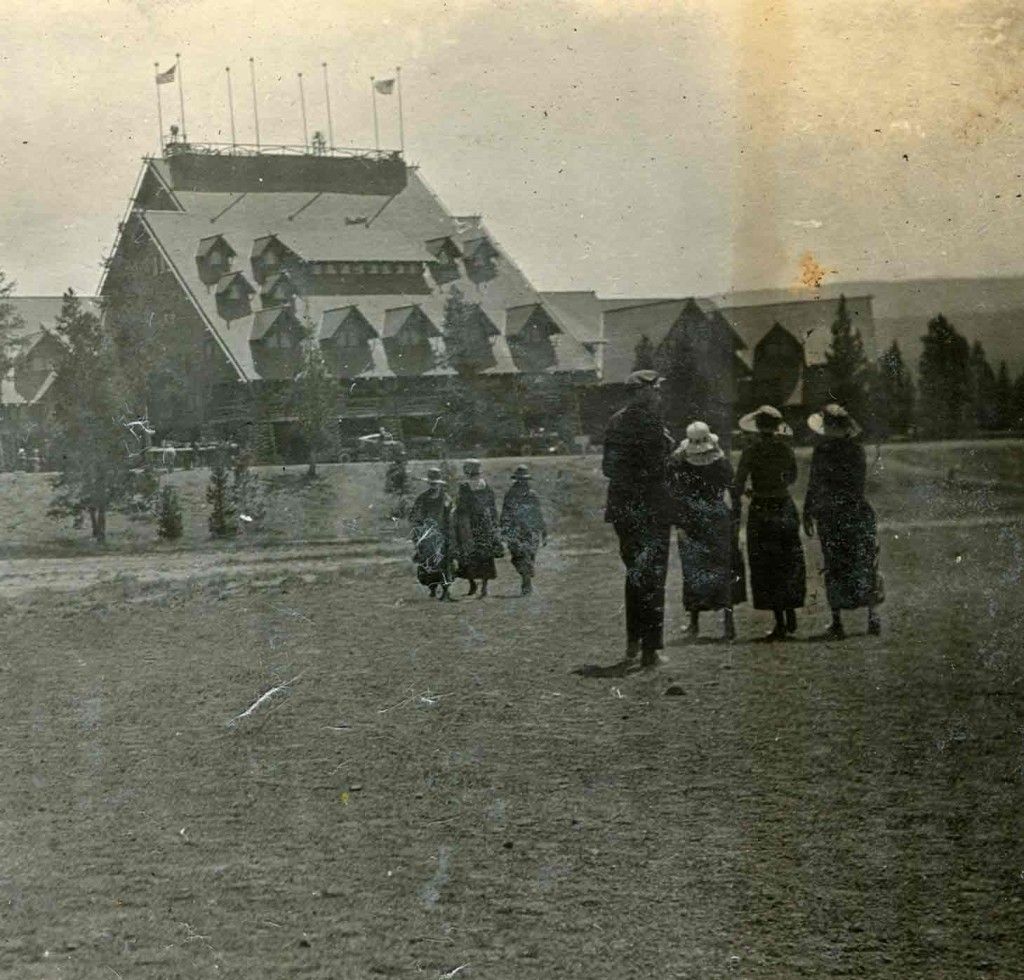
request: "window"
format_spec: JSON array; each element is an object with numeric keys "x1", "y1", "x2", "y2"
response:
[
  {"x1": 264, "y1": 251, "x2": 279, "y2": 268},
  {"x1": 337, "y1": 324, "x2": 365, "y2": 349}
]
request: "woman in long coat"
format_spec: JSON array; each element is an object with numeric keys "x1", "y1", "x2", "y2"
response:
[
  {"x1": 500, "y1": 464, "x2": 547, "y2": 596},
  {"x1": 408, "y1": 467, "x2": 455, "y2": 601},
  {"x1": 454, "y1": 458, "x2": 503, "y2": 597},
  {"x1": 803, "y1": 403, "x2": 883, "y2": 639},
  {"x1": 733, "y1": 405, "x2": 806, "y2": 640},
  {"x1": 669, "y1": 421, "x2": 745, "y2": 641}
]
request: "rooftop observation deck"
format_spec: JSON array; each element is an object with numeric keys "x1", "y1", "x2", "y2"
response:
[{"x1": 160, "y1": 142, "x2": 407, "y2": 196}]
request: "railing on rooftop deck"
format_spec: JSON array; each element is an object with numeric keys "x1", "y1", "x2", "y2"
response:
[{"x1": 161, "y1": 141, "x2": 401, "y2": 162}]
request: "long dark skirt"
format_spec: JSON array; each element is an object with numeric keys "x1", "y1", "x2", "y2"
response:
[
  {"x1": 747, "y1": 496, "x2": 806, "y2": 610},
  {"x1": 678, "y1": 501, "x2": 747, "y2": 611},
  {"x1": 414, "y1": 525, "x2": 452, "y2": 588},
  {"x1": 816, "y1": 501, "x2": 882, "y2": 610}
]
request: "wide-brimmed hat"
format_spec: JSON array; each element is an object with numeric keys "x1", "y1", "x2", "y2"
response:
[
  {"x1": 808, "y1": 403, "x2": 862, "y2": 438},
  {"x1": 511, "y1": 464, "x2": 532, "y2": 481},
  {"x1": 422, "y1": 466, "x2": 446, "y2": 485},
  {"x1": 738, "y1": 404, "x2": 793, "y2": 436},
  {"x1": 626, "y1": 369, "x2": 664, "y2": 389},
  {"x1": 462, "y1": 458, "x2": 482, "y2": 476},
  {"x1": 676, "y1": 421, "x2": 725, "y2": 466}
]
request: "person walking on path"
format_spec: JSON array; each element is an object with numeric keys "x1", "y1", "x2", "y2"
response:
[
  {"x1": 500, "y1": 464, "x2": 548, "y2": 595},
  {"x1": 734, "y1": 405, "x2": 806, "y2": 641},
  {"x1": 409, "y1": 467, "x2": 456, "y2": 601},
  {"x1": 602, "y1": 370, "x2": 675, "y2": 668},
  {"x1": 669, "y1": 421, "x2": 746, "y2": 641},
  {"x1": 454, "y1": 458, "x2": 503, "y2": 598},
  {"x1": 803, "y1": 403, "x2": 884, "y2": 639}
]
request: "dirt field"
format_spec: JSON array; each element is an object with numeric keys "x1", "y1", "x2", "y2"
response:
[{"x1": 1, "y1": 444, "x2": 1023, "y2": 978}]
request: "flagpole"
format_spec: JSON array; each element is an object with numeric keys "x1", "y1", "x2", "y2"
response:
[
  {"x1": 322, "y1": 62, "x2": 334, "y2": 151},
  {"x1": 249, "y1": 57, "x2": 261, "y2": 150},
  {"x1": 371, "y1": 77, "x2": 380, "y2": 152},
  {"x1": 154, "y1": 62, "x2": 165, "y2": 151},
  {"x1": 298, "y1": 72, "x2": 309, "y2": 151},
  {"x1": 176, "y1": 53, "x2": 186, "y2": 141},
  {"x1": 396, "y1": 66, "x2": 405, "y2": 155},
  {"x1": 226, "y1": 68, "x2": 237, "y2": 149}
]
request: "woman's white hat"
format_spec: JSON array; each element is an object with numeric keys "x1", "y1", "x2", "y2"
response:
[
  {"x1": 462, "y1": 458, "x2": 482, "y2": 475},
  {"x1": 808, "y1": 403, "x2": 862, "y2": 438},
  {"x1": 676, "y1": 420, "x2": 725, "y2": 466},
  {"x1": 738, "y1": 404, "x2": 793, "y2": 436}
]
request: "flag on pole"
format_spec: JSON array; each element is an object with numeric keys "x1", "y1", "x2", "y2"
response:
[
  {"x1": 373, "y1": 78, "x2": 395, "y2": 95},
  {"x1": 155, "y1": 65, "x2": 176, "y2": 84}
]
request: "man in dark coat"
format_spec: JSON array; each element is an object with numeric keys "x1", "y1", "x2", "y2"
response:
[{"x1": 602, "y1": 370, "x2": 674, "y2": 667}]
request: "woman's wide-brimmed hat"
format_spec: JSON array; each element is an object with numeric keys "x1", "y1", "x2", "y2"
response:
[
  {"x1": 462, "y1": 458, "x2": 482, "y2": 475},
  {"x1": 676, "y1": 421, "x2": 725, "y2": 466},
  {"x1": 511, "y1": 464, "x2": 532, "y2": 481},
  {"x1": 422, "y1": 466, "x2": 446, "y2": 485},
  {"x1": 738, "y1": 404, "x2": 793, "y2": 436},
  {"x1": 808, "y1": 403, "x2": 862, "y2": 438},
  {"x1": 626, "y1": 369, "x2": 664, "y2": 389}
]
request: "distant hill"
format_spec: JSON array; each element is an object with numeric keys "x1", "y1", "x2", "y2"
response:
[{"x1": 835, "y1": 277, "x2": 1024, "y2": 374}]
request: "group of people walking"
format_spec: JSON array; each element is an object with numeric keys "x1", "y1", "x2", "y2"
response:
[
  {"x1": 408, "y1": 459, "x2": 547, "y2": 601},
  {"x1": 603, "y1": 369, "x2": 884, "y2": 668}
]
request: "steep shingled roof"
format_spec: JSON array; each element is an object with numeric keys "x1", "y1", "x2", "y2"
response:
[{"x1": 128, "y1": 156, "x2": 596, "y2": 382}]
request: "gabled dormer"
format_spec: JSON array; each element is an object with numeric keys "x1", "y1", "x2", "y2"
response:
[
  {"x1": 425, "y1": 236, "x2": 463, "y2": 285},
  {"x1": 195, "y1": 234, "x2": 236, "y2": 285},
  {"x1": 260, "y1": 270, "x2": 299, "y2": 307},
  {"x1": 751, "y1": 322, "x2": 803, "y2": 408},
  {"x1": 505, "y1": 303, "x2": 561, "y2": 344},
  {"x1": 250, "y1": 305, "x2": 305, "y2": 379},
  {"x1": 320, "y1": 306, "x2": 377, "y2": 349},
  {"x1": 320, "y1": 306, "x2": 377, "y2": 378},
  {"x1": 461, "y1": 236, "x2": 499, "y2": 283},
  {"x1": 251, "y1": 305, "x2": 304, "y2": 348},
  {"x1": 382, "y1": 305, "x2": 441, "y2": 375},
  {"x1": 250, "y1": 235, "x2": 300, "y2": 284},
  {"x1": 383, "y1": 305, "x2": 440, "y2": 348},
  {"x1": 215, "y1": 271, "x2": 256, "y2": 321}
]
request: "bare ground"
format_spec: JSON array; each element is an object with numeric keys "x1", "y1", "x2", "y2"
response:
[{"x1": 0, "y1": 448, "x2": 1022, "y2": 978}]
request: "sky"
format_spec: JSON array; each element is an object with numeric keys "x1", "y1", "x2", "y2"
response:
[{"x1": 1, "y1": 0, "x2": 1023, "y2": 297}]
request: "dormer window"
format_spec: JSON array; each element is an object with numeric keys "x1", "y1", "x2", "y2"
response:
[
  {"x1": 461, "y1": 236, "x2": 499, "y2": 283},
  {"x1": 426, "y1": 237, "x2": 463, "y2": 285},
  {"x1": 505, "y1": 303, "x2": 561, "y2": 343},
  {"x1": 250, "y1": 235, "x2": 298, "y2": 284},
  {"x1": 260, "y1": 271, "x2": 298, "y2": 307},
  {"x1": 215, "y1": 271, "x2": 256, "y2": 320},
  {"x1": 195, "y1": 234, "x2": 236, "y2": 285}
]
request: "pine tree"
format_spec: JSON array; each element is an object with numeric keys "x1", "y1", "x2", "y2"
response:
[
  {"x1": 441, "y1": 285, "x2": 488, "y2": 447},
  {"x1": 231, "y1": 450, "x2": 265, "y2": 526},
  {"x1": 441, "y1": 285, "x2": 479, "y2": 376},
  {"x1": 206, "y1": 456, "x2": 236, "y2": 537},
  {"x1": 918, "y1": 314, "x2": 970, "y2": 438},
  {"x1": 968, "y1": 340, "x2": 998, "y2": 430},
  {"x1": 1011, "y1": 369, "x2": 1024, "y2": 431},
  {"x1": 633, "y1": 334, "x2": 655, "y2": 371},
  {"x1": 994, "y1": 361, "x2": 1013, "y2": 430},
  {"x1": 0, "y1": 270, "x2": 25, "y2": 381},
  {"x1": 873, "y1": 341, "x2": 915, "y2": 436},
  {"x1": 292, "y1": 315, "x2": 337, "y2": 476},
  {"x1": 156, "y1": 485, "x2": 184, "y2": 540},
  {"x1": 47, "y1": 289, "x2": 132, "y2": 542},
  {"x1": 823, "y1": 294, "x2": 870, "y2": 418}
]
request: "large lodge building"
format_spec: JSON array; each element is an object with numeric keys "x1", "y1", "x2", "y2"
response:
[{"x1": 3, "y1": 143, "x2": 876, "y2": 460}]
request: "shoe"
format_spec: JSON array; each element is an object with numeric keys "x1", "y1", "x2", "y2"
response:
[
  {"x1": 466, "y1": 581, "x2": 478, "y2": 596},
  {"x1": 521, "y1": 578, "x2": 533, "y2": 596},
  {"x1": 757, "y1": 626, "x2": 790, "y2": 643},
  {"x1": 867, "y1": 616, "x2": 881, "y2": 636},
  {"x1": 785, "y1": 609, "x2": 798, "y2": 634},
  {"x1": 810, "y1": 625, "x2": 846, "y2": 642},
  {"x1": 640, "y1": 649, "x2": 666, "y2": 669},
  {"x1": 439, "y1": 589, "x2": 456, "y2": 602},
  {"x1": 625, "y1": 641, "x2": 640, "y2": 661},
  {"x1": 428, "y1": 586, "x2": 437, "y2": 598}
]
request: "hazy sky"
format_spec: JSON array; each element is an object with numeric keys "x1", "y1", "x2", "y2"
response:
[{"x1": 1, "y1": 0, "x2": 1022, "y2": 296}]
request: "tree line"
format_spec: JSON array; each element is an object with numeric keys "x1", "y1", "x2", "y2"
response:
[{"x1": 634, "y1": 295, "x2": 1024, "y2": 440}]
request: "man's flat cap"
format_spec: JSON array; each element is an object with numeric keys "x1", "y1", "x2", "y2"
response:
[{"x1": 626, "y1": 369, "x2": 664, "y2": 388}]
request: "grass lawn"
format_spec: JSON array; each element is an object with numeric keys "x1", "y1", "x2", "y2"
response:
[{"x1": 0, "y1": 441, "x2": 1022, "y2": 978}]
